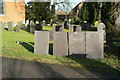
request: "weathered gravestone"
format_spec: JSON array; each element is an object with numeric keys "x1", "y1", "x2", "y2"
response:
[
  {"x1": 16, "y1": 24, "x2": 20, "y2": 32},
  {"x1": 50, "y1": 19, "x2": 53, "y2": 26},
  {"x1": 97, "y1": 22, "x2": 106, "y2": 43},
  {"x1": 0, "y1": 22, "x2": 3, "y2": 31},
  {"x1": 7, "y1": 22, "x2": 13, "y2": 31},
  {"x1": 72, "y1": 25, "x2": 81, "y2": 32},
  {"x1": 69, "y1": 24, "x2": 73, "y2": 32},
  {"x1": 3, "y1": 22, "x2": 8, "y2": 28},
  {"x1": 0, "y1": 22, "x2": 4, "y2": 30},
  {"x1": 41, "y1": 20, "x2": 46, "y2": 26},
  {"x1": 53, "y1": 32, "x2": 68, "y2": 56},
  {"x1": 86, "y1": 32, "x2": 104, "y2": 59},
  {"x1": 19, "y1": 21, "x2": 26, "y2": 30},
  {"x1": 76, "y1": 26, "x2": 82, "y2": 32},
  {"x1": 30, "y1": 21, "x2": 35, "y2": 34},
  {"x1": 80, "y1": 23, "x2": 91, "y2": 30},
  {"x1": 34, "y1": 31, "x2": 49, "y2": 55},
  {"x1": 69, "y1": 32, "x2": 86, "y2": 57},
  {"x1": 52, "y1": 24, "x2": 57, "y2": 31}
]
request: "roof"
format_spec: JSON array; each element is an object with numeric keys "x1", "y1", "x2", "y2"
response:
[{"x1": 55, "y1": 11, "x2": 68, "y2": 15}]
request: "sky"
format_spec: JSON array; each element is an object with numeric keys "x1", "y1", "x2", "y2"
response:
[{"x1": 25, "y1": 0, "x2": 82, "y2": 9}]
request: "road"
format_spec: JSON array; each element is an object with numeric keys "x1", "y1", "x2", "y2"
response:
[{"x1": 1, "y1": 57, "x2": 119, "y2": 78}]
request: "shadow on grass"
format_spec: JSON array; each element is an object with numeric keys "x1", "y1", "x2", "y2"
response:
[
  {"x1": 104, "y1": 46, "x2": 120, "y2": 58},
  {"x1": 63, "y1": 56, "x2": 120, "y2": 77},
  {"x1": 29, "y1": 42, "x2": 34, "y2": 45},
  {"x1": 4, "y1": 28, "x2": 8, "y2": 31},
  {"x1": 21, "y1": 42, "x2": 34, "y2": 53}
]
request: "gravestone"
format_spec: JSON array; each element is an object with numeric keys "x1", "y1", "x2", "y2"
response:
[
  {"x1": 16, "y1": 24, "x2": 20, "y2": 32},
  {"x1": 60, "y1": 23, "x2": 64, "y2": 31},
  {"x1": 25, "y1": 20, "x2": 29, "y2": 26},
  {"x1": 3, "y1": 22, "x2": 8, "y2": 28},
  {"x1": 19, "y1": 21, "x2": 26, "y2": 30},
  {"x1": 41, "y1": 20, "x2": 46, "y2": 26},
  {"x1": 0, "y1": 22, "x2": 3, "y2": 31},
  {"x1": 80, "y1": 23, "x2": 91, "y2": 30},
  {"x1": 35, "y1": 24, "x2": 42, "y2": 31},
  {"x1": 36, "y1": 21, "x2": 39, "y2": 24},
  {"x1": 72, "y1": 25, "x2": 81, "y2": 32},
  {"x1": 52, "y1": 24, "x2": 57, "y2": 31},
  {"x1": 73, "y1": 25, "x2": 77, "y2": 32},
  {"x1": 34, "y1": 31, "x2": 49, "y2": 55},
  {"x1": 30, "y1": 21, "x2": 35, "y2": 34},
  {"x1": 69, "y1": 32, "x2": 86, "y2": 57},
  {"x1": 50, "y1": 19, "x2": 53, "y2": 26},
  {"x1": 76, "y1": 26, "x2": 82, "y2": 32},
  {"x1": 86, "y1": 32, "x2": 104, "y2": 59},
  {"x1": 53, "y1": 32, "x2": 68, "y2": 56},
  {"x1": 68, "y1": 24, "x2": 73, "y2": 32},
  {"x1": 22, "y1": 24, "x2": 26, "y2": 30},
  {"x1": 97, "y1": 22, "x2": 106, "y2": 43},
  {"x1": 7, "y1": 22, "x2": 13, "y2": 31},
  {"x1": 56, "y1": 25, "x2": 62, "y2": 31}
]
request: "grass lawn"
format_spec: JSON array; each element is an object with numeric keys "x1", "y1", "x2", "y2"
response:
[
  {"x1": 42, "y1": 26, "x2": 71, "y2": 32},
  {"x1": 1, "y1": 29, "x2": 120, "y2": 75}
]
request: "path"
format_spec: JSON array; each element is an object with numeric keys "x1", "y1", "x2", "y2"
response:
[{"x1": 1, "y1": 57, "x2": 119, "y2": 78}]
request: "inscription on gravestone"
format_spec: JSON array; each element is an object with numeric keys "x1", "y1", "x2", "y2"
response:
[
  {"x1": 34, "y1": 31, "x2": 49, "y2": 55},
  {"x1": 7, "y1": 22, "x2": 13, "y2": 31},
  {"x1": 86, "y1": 32, "x2": 104, "y2": 59},
  {"x1": 53, "y1": 32, "x2": 68, "y2": 56},
  {"x1": 69, "y1": 32, "x2": 86, "y2": 57}
]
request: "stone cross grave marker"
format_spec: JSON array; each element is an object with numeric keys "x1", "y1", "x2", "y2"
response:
[
  {"x1": 30, "y1": 21, "x2": 35, "y2": 34},
  {"x1": 86, "y1": 32, "x2": 104, "y2": 59},
  {"x1": 7, "y1": 22, "x2": 13, "y2": 31},
  {"x1": 53, "y1": 32, "x2": 68, "y2": 56},
  {"x1": 34, "y1": 31, "x2": 49, "y2": 55},
  {"x1": 69, "y1": 32, "x2": 86, "y2": 57}
]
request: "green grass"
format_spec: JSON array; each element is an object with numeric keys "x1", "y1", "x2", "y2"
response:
[
  {"x1": 43, "y1": 26, "x2": 52, "y2": 31},
  {"x1": 1, "y1": 29, "x2": 120, "y2": 75},
  {"x1": 42, "y1": 26, "x2": 71, "y2": 32}
]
